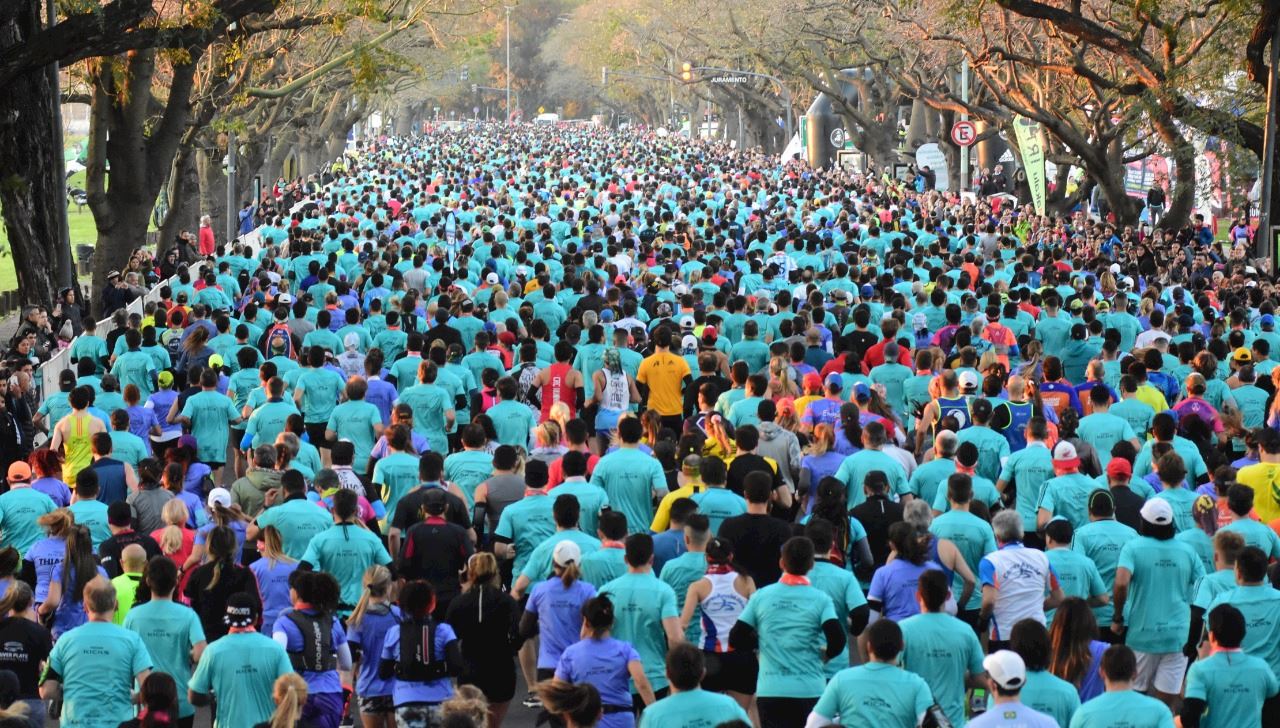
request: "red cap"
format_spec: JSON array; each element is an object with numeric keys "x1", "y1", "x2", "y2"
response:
[
  {"x1": 1106, "y1": 458, "x2": 1133, "y2": 479},
  {"x1": 803, "y1": 372, "x2": 822, "y2": 390}
]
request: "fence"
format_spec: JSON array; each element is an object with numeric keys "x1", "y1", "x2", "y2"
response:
[{"x1": 36, "y1": 228, "x2": 265, "y2": 402}]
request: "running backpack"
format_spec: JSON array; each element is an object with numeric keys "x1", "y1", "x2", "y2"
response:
[
  {"x1": 264, "y1": 322, "x2": 296, "y2": 360},
  {"x1": 395, "y1": 618, "x2": 449, "y2": 682},
  {"x1": 285, "y1": 611, "x2": 337, "y2": 672}
]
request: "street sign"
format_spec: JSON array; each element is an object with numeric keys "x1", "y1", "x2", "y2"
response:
[
  {"x1": 829, "y1": 127, "x2": 847, "y2": 147},
  {"x1": 951, "y1": 120, "x2": 977, "y2": 147}
]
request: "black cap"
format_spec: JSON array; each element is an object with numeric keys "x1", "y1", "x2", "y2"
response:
[
  {"x1": 1070, "y1": 323, "x2": 1087, "y2": 340},
  {"x1": 224, "y1": 592, "x2": 260, "y2": 628},
  {"x1": 422, "y1": 487, "x2": 448, "y2": 515}
]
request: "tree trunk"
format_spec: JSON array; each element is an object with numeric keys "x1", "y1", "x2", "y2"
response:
[
  {"x1": 156, "y1": 145, "x2": 200, "y2": 259},
  {"x1": 196, "y1": 147, "x2": 230, "y2": 247},
  {"x1": 0, "y1": 0, "x2": 76, "y2": 306},
  {"x1": 86, "y1": 49, "x2": 202, "y2": 314},
  {"x1": 1150, "y1": 113, "x2": 1197, "y2": 230}
]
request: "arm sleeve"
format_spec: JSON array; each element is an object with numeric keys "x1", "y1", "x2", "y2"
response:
[
  {"x1": 821, "y1": 618, "x2": 846, "y2": 659},
  {"x1": 1179, "y1": 698, "x2": 1205, "y2": 728}
]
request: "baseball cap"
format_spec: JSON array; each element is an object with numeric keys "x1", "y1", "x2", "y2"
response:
[
  {"x1": 1052, "y1": 441, "x2": 1079, "y2": 464},
  {"x1": 1069, "y1": 299, "x2": 1084, "y2": 311},
  {"x1": 958, "y1": 371, "x2": 979, "y2": 391},
  {"x1": 1070, "y1": 323, "x2": 1087, "y2": 340},
  {"x1": 106, "y1": 270, "x2": 121, "y2": 280},
  {"x1": 207, "y1": 354, "x2": 224, "y2": 370},
  {"x1": 803, "y1": 372, "x2": 822, "y2": 391},
  {"x1": 344, "y1": 333, "x2": 360, "y2": 350},
  {"x1": 6, "y1": 462, "x2": 30, "y2": 483},
  {"x1": 157, "y1": 371, "x2": 174, "y2": 387},
  {"x1": 600, "y1": 309, "x2": 615, "y2": 323},
  {"x1": 860, "y1": 284, "x2": 875, "y2": 299},
  {"x1": 1263, "y1": 314, "x2": 1275, "y2": 327},
  {"x1": 984, "y1": 650, "x2": 1027, "y2": 691},
  {"x1": 701, "y1": 326, "x2": 717, "y2": 342},
  {"x1": 485, "y1": 272, "x2": 499, "y2": 285},
  {"x1": 422, "y1": 487, "x2": 448, "y2": 515},
  {"x1": 278, "y1": 293, "x2": 293, "y2": 305},
  {"x1": 1234, "y1": 347, "x2": 1253, "y2": 363},
  {"x1": 681, "y1": 335, "x2": 698, "y2": 354},
  {"x1": 224, "y1": 592, "x2": 260, "y2": 629},
  {"x1": 553, "y1": 540, "x2": 582, "y2": 567},
  {"x1": 207, "y1": 487, "x2": 232, "y2": 509},
  {"x1": 1106, "y1": 458, "x2": 1132, "y2": 479},
  {"x1": 824, "y1": 373, "x2": 844, "y2": 391},
  {"x1": 1140, "y1": 498, "x2": 1174, "y2": 526},
  {"x1": 852, "y1": 382, "x2": 871, "y2": 401},
  {"x1": 680, "y1": 315, "x2": 695, "y2": 330}
]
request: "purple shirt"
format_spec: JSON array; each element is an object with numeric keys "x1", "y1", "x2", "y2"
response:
[
  {"x1": 526, "y1": 578, "x2": 597, "y2": 669},
  {"x1": 31, "y1": 477, "x2": 70, "y2": 508},
  {"x1": 346, "y1": 604, "x2": 400, "y2": 698},
  {"x1": 24, "y1": 536, "x2": 64, "y2": 603},
  {"x1": 868, "y1": 559, "x2": 944, "y2": 622},
  {"x1": 250, "y1": 556, "x2": 298, "y2": 635},
  {"x1": 126, "y1": 405, "x2": 160, "y2": 454},
  {"x1": 366, "y1": 378, "x2": 398, "y2": 425}
]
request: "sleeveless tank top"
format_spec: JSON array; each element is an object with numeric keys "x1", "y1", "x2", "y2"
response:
[
  {"x1": 935, "y1": 395, "x2": 972, "y2": 431},
  {"x1": 599, "y1": 368, "x2": 630, "y2": 413},
  {"x1": 700, "y1": 571, "x2": 749, "y2": 652},
  {"x1": 62, "y1": 412, "x2": 94, "y2": 482},
  {"x1": 540, "y1": 362, "x2": 576, "y2": 422}
]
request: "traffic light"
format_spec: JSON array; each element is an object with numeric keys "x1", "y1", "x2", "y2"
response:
[
  {"x1": 471, "y1": 84, "x2": 477, "y2": 95},
  {"x1": 460, "y1": 67, "x2": 469, "y2": 82},
  {"x1": 680, "y1": 62, "x2": 693, "y2": 82}
]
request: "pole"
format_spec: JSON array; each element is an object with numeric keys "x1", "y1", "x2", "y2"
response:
[
  {"x1": 737, "y1": 104, "x2": 744, "y2": 150},
  {"x1": 47, "y1": 0, "x2": 72, "y2": 287},
  {"x1": 778, "y1": 88, "x2": 788, "y2": 150},
  {"x1": 1260, "y1": 25, "x2": 1280, "y2": 266},
  {"x1": 504, "y1": 6, "x2": 512, "y2": 123},
  {"x1": 225, "y1": 131, "x2": 237, "y2": 244},
  {"x1": 960, "y1": 57, "x2": 970, "y2": 193}
]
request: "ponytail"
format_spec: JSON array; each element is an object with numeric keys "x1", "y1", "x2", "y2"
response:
[
  {"x1": 269, "y1": 673, "x2": 308, "y2": 728},
  {"x1": 159, "y1": 499, "x2": 190, "y2": 555},
  {"x1": 257, "y1": 525, "x2": 295, "y2": 567},
  {"x1": 558, "y1": 561, "x2": 581, "y2": 589},
  {"x1": 348, "y1": 564, "x2": 392, "y2": 628}
]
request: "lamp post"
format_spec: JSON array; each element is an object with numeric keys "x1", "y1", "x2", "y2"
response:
[{"x1": 504, "y1": 6, "x2": 512, "y2": 122}]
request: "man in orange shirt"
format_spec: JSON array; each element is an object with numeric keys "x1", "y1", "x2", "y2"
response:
[{"x1": 637, "y1": 326, "x2": 692, "y2": 434}]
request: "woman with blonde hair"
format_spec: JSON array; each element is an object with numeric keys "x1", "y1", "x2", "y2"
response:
[
  {"x1": 23, "y1": 509, "x2": 74, "y2": 607},
  {"x1": 799, "y1": 425, "x2": 844, "y2": 516},
  {"x1": 249, "y1": 525, "x2": 298, "y2": 635},
  {"x1": 151, "y1": 499, "x2": 195, "y2": 597},
  {"x1": 767, "y1": 356, "x2": 798, "y2": 399},
  {"x1": 530, "y1": 421, "x2": 568, "y2": 465},
  {"x1": 446, "y1": 552, "x2": 521, "y2": 728},
  {"x1": 347, "y1": 565, "x2": 398, "y2": 728},
  {"x1": 253, "y1": 672, "x2": 310, "y2": 728}
]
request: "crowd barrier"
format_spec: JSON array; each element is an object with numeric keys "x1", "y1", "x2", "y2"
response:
[{"x1": 36, "y1": 228, "x2": 265, "y2": 401}]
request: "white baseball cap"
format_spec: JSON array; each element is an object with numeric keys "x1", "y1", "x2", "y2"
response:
[
  {"x1": 1052, "y1": 441, "x2": 1078, "y2": 463},
  {"x1": 485, "y1": 272, "x2": 499, "y2": 285},
  {"x1": 1140, "y1": 498, "x2": 1174, "y2": 526},
  {"x1": 343, "y1": 333, "x2": 360, "y2": 350},
  {"x1": 958, "y1": 371, "x2": 979, "y2": 390},
  {"x1": 553, "y1": 540, "x2": 582, "y2": 567},
  {"x1": 983, "y1": 650, "x2": 1027, "y2": 690},
  {"x1": 207, "y1": 487, "x2": 232, "y2": 509}
]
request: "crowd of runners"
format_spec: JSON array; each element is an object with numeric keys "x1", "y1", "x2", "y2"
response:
[{"x1": 0, "y1": 122, "x2": 1274, "y2": 728}]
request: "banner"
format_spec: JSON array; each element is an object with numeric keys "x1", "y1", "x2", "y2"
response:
[{"x1": 1012, "y1": 116, "x2": 1046, "y2": 215}]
